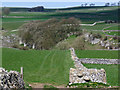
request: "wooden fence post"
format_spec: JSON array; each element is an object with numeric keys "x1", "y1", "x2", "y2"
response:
[{"x1": 21, "y1": 67, "x2": 23, "y2": 79}]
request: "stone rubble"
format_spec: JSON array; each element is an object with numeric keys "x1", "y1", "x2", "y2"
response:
[
  {"x1": 69, "y1": 48, "x2": 107, "y2": 85},
  {"x1": 0, "y1": 67, "x2": 25, "y2": 89}
]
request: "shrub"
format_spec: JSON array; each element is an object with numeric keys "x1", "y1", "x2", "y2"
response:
[
  {"x1": 56, "y1": 41, "x2": 70, "y2": 50},
  {"x1": 19, "y1": 46, "x2": 29, "y2": 50},
  {"x1": 19, "y1": 18, "x2": 82, "y2": 50},
  {"x1": 93, "y1": 33, "x2": 102, "y2": 39},
  {"x1": 71, "y1": 36, "x2": 85, "y2": 50},
  {"x1": 12, "y1": 44, "x2": 19, "y2": 48},
  {"x1": 103, "y1": 36, "x2": 108, "y2": 41}
]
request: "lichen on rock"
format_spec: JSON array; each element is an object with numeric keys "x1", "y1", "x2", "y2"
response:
[{"x1": 0, "y1": 67, "x2": 25, "y2": 89}]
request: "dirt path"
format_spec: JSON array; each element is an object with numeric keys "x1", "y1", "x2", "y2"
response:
[{"x1": 29, "y1": 83, "x2": 65, "y2": 89}]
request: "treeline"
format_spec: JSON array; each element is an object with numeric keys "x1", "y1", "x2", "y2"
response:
[{"x1": 19, "y1": 17, "x2": 82, "y2": 50}]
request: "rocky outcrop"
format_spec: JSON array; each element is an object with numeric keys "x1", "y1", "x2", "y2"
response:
[
  {"x1": 0, "y1": 68, "x2": 25, "y2": 89},
  {"x1": 69, "y1": 48, "x2": 107, "y2": 84}
]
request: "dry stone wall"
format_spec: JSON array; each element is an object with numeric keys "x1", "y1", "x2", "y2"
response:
[
  {"x1": 0, "y1": 68, "x2": 25, "y2": 89},
  {"x1": 69, "y1": 48, "x2": 107, "y2": 85},
  {"x1": 79, "y1": 58, "x2": 119, "y2": 64}
]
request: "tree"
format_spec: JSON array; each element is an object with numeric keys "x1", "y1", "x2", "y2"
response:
[
  {"x1": 118, "y1": 1, "x2": 120, "y2": 6},
  {"x1": 105, "y1": 3, "x2": 110, "y2": 6},
  {"x1": 19, "y1": 18, "x2": 82, "y2": 50},
  {"x1": 3, "y1": 7, "x2": 10, "y2": 15}
]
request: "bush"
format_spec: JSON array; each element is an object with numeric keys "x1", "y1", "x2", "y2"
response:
[
  {"x1": 12, "y1": 44, "x2": 19, "y2": 48},
  {"x1": 56, "y1": 41, "x2": 70, "y2": 50},
  {"x1": 93, "y1": 33, "x2": 102, "y2": 39},
  {"x1": 103, "y1": 36, "x2": 108, "y2": 41},
  {"x1": 19, "y1": 46, "x2": 29, "y2": 50},
  {"x1": 71, "y1": 36, "x2": 85, "y2": 50},
  {"x1": 19, "y1": 17, "x2": 82, "y2": 50}
]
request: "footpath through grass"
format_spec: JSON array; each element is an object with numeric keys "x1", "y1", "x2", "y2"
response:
[
  {"x1": 2, "y1": 48, "x2": 74, "y2": 85},
  {"x1": 2, "y1": 48, "x2": 119, "y2": 86}
]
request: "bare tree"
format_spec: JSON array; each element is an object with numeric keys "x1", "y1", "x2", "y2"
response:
[
  {"x1": 3, "y1": 7, "x2": 10, "y2": 15},
  {"x1": 118, "y1": 1, "x2": 120, "y2": 6},
  {"x1": 84, "y1": 3, "x2": 88, "y2": 6}
]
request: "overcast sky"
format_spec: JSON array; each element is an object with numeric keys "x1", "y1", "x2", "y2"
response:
[{"x1": 1, "y1": 0, "x2": 119, "y2": 8}]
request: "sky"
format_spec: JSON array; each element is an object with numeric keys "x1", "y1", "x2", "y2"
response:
[{"x1": 1, "y1": 0, "x2": 119, "y2": 8}]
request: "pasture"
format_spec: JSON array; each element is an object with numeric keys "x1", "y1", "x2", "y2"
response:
[
  {"x1": 1, "y1": 6, "x2": 119, "y2": 87},
  {"x1": 2, "y1": 48, "x2": 119, "y2": 86},
  {"x1": 2, "y1": 6, "x2": 118, "y2": 31},
  {"x1": 105, "y1": 31, "x2": 120, "y2": 36},
  {"x1": 76, "y1": 50, "x2": 119, "y2": 59}
]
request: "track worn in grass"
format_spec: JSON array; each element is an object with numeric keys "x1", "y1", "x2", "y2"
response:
[{"x1": 2, "y1": 48, "x2": 74, "y2": 85}]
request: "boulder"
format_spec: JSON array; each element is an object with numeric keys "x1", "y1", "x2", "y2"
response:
[{"x1": 0, "y1": 68, "x2": 25, "y2": 89}]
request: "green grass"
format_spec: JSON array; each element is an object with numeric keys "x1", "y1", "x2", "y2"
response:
[
  {"x1": 82, "y1": 23, "x2": 118, "y2": 30},
  {"x1": 84, "y1": 64, "x2": 118, "y2": 86},
  {"x1": 105, "y1": 31, "x2": 120, "y2": 36},
  {"x1": 2, "y1": 22, "x2": 25, "y2": 30},
  {"x1": 104, "y1": 25, "x2": 119, "y2": 30},
  {"x1": 2, "y1": 6, "x2": 118, "y2": 24},
  {"x1": 2, "y1": 48, "x2": 74, "y2": 85},
  {"x1": 2, "y1": 17, "x2": 48, "y2": 22},
  {"x1": 2, "y1": 48, "x2": 119, "y2": 86},
  {"x1": 76, "y1": 50, "x2": 119, "y2": 59}
]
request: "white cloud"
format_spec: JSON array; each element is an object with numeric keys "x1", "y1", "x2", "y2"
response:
[{"x1": 1, "y1": 0, "x2": 120, "y2": 2}]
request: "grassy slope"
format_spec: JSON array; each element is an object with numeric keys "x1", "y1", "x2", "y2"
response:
[
  {"x1": 2, "y1": 48, "x2": 74, "y2": 85},
  {"x1": 2, "y1": 48, "x2": 119, "y2": 86},
  {"x1": 76, "y1": 50, "x2": 119, "y2": 59},
  {"x1": 2, "y1": 22, "x2": 25, "y2": 30}
]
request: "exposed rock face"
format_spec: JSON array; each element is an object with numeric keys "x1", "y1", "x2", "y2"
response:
[
  {"x1": 69, "y1": 48, "x2": 107, "y2": 84},
  {"x1": 0, "y1": 68, "x2": 25, "y2": 89}
]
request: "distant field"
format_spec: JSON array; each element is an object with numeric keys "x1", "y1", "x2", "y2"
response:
[
  {"x1": 2, "y1": 6, "x2": 118, "y2": 24},
  {"x1": 104, "y1": 25, "x2": 119, "y2": 30},
  {"x1": 105, "y1": 31, "x2": 120, "y2": 36},
  {"x1": 82, "y1": 23, "x2": 118, "y2": 30},
  {"x1": 2, "y1": 48, "x2": 119, "y2": 86},
  {"x1": 2, "y1": 22, "x2": 25, "y2": 30},
  {"x1": 76, "y1": 50, "x2": 119, "y2": 59}
]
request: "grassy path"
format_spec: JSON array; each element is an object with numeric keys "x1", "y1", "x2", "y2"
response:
[
  {"x1": 2, "y1": 48, "x2": 74, "y2": 85},
  {"x1": 2, "y1": 48, "x2": 119, "y2": 86}
]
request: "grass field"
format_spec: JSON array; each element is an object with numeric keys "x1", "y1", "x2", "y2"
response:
[
  {"x1": 105, "y1": 31, "x2": 120, "y2": 36},
  {"x1": 104, "y1": 25, "x2": 119, "y2": 30},
  {"x1": 82, "y1": 23, "x2": 117, "y2": 30},
  {"x1": 2, "y1": 6, "x2": 118, "y2": 31},
  {"x1": 2, "y1": 22, "x2": 25, "y2": 30},
  {"x1": 2, "y1": 48, "x2": 74, "y2": 85},
  {"x1": 2, "y1": 48, "x2": 119, "y2": 86},
  {"x1": 76, "y1": 50, "x2": 119, "y2": 59}
]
